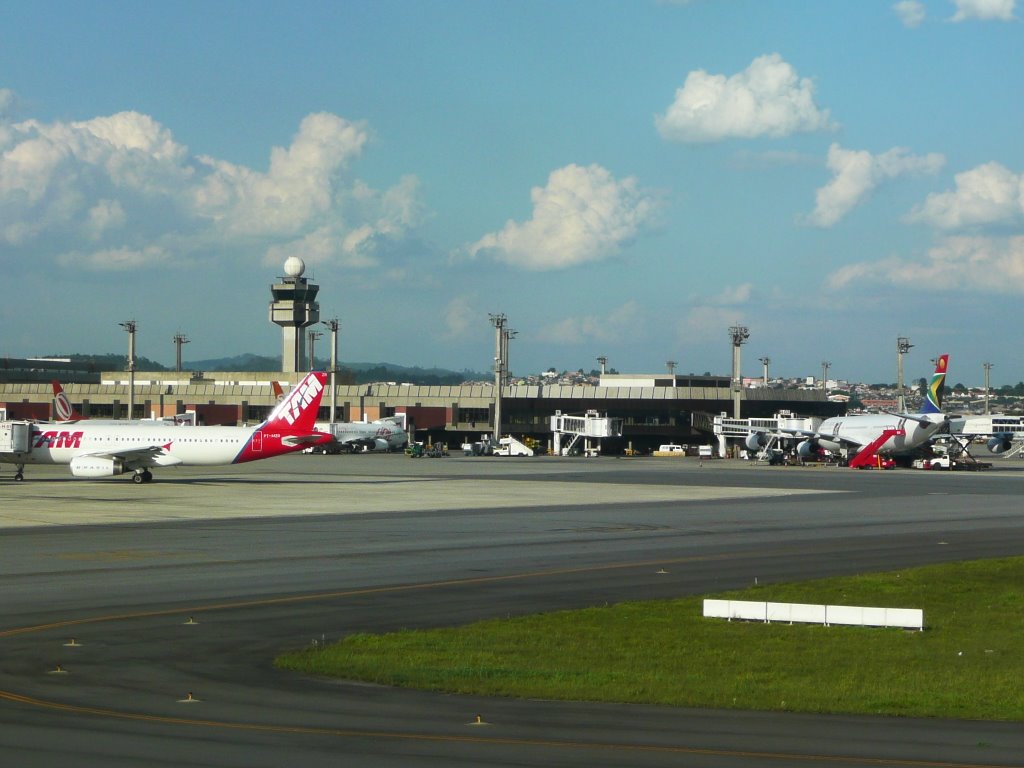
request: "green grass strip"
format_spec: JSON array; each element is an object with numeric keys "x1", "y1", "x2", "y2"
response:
[{"x1": 275, "y1": 557, "x2": 1024, "y2": 719}]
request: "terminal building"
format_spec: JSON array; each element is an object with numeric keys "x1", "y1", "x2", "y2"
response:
[{"x1": 0, "y1": 259, "x2": 843, "y2": 454}]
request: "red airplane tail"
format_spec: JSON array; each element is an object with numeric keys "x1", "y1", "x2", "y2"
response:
[
  {"x1": 263, "y1": 372, "x2": 327, "y2": 434},
  {"x1": 234, "y1": 372, "x2": 330, "y2": 464},
  {"x1": 51, "y1": 380, "x2": 83, "y2": 421}
]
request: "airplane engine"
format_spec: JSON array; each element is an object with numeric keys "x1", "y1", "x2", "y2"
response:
[
  {"x1": 371, "y1": 438, "x2": 390, "y2": 451},
  {"x1": 796, "y1": 439, "x2": 819, "y2": 458},
  {"x1": 987, "y1": 434, "x2": 1013, "y2": 454},
  {"x1": 70, "y1": 456, "x2": 126, "y2": 478},
  {"x1": 745, "y1": 432, "x2": 768, "y2": 451}
]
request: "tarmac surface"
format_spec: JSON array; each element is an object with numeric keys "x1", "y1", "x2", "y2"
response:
[{"x1": 2, "y1": 453, "x2": 1024, "y2": 767}]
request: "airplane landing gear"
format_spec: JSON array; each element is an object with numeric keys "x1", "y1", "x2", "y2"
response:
[
  {"x1": 14, "y1": 464, "x2": 25, "y2": 481},
  {"x1": 132, "y1": 470, "x2": 154, "y2": 484}
]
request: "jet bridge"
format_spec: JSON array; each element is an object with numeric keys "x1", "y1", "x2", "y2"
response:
[
  {"x1": 0, "y1": 421, "x2": 33, "y2": 453},
  {"x1": 712, "y1": 411, "x2": 822, "y2": 461},
  {"x1": 550, "y1": 410, "x2": 623, "y2": 456}
]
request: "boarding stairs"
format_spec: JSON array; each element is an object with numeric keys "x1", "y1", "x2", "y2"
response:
[{"x1": 847, "y1": 428, "x2": 903, "y2": 469}]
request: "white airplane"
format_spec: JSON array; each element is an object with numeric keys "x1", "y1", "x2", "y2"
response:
[
  {"x1": 0, "y1": 371, "x2": 331, "y2": 483},
  {"x1": 312, "y1": 417, "x2": 409, "y2": 454},
  {"x1": 747, "y1": 355, "x2": 950, "y2": 466}
]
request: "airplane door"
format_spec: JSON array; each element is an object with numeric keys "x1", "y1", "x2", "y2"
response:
[{"x1": 252, "y1": 432, "x2": 263, "y2": 452}]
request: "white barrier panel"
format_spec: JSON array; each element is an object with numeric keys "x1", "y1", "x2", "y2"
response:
[
  {"x1": 884, "y1": 608, "x2": 924, "y2": 630},
  {"x1": 703, "y1": 599, "x2": 765, "y2": 622},
  {"x1": 703, "y1": 600, "x2": 922, "y2": 630},
  {"x1": 703, "y1": 599, "x2": 729, "y2": 618},
  {"x1": 767, "y1": 602, "x2": 827, "y2": 624}
]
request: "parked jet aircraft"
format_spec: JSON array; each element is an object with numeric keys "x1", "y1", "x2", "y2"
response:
[
  {"x1": 747, "y1": 355, "x2": 950, "y2": 464},
  {"x1": 1, "y1": 372, "x2": 331, "y2": 482},
  {"x1": 312, "y1": 417, "x2": 409, "y2": 453}
]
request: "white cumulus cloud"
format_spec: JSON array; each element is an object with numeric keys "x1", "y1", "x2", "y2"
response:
[
  {"x1": 443, "y1": 296, "x2": 478, "y2": 339},
  {"x1": 193, "y1": 113, "x2": 368, "y2": 237},
  {"x1": 828, "y1": 236, "x2": 1024, "y2": 293},
  {"x1": 950, "y1": 0, "x2": 1016, "y2": 21},
  {"x1": 467, "y1": 164, "x2": 658, "y2": 271},
  {"x1": 655, "y1": 53, "x2": 835, "y2": 143},
  {"x1": 538, "y1": 301, "x2": 643, "y2": 345},
  {"x1": 907, "y1": 162, "x2": 1024, "y2": 229},
  {"x1": 894, "y1": 0, "x2": 926, "y2": 27},
  {"x1": 0, "y1": 104, "x2": 423, "y2": 272},
  {"x1": 806, "y1": 144, "x2": 945, "y2": 227},
  {"x1": 56, "y1": 244, "x2": 169, "y2": 271},
  {"x1": 675, "y1": 284, "x2": 753, "y2": 343}
]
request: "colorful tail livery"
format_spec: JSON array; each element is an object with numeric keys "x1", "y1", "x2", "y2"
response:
[
  {"x1": 921, "y1": 354, "x2": 948, "y2": 415},
  {"x1": 2, "y1": 372, "x2": 331, "y2": 482},
  {"x1": 51, "y1": 380, "x2": 83, "y2": 421}
]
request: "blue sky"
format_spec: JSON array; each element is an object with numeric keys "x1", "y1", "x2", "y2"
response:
[{"x1": 2, "y1": 0, "x2": 1022, "y2": 385}]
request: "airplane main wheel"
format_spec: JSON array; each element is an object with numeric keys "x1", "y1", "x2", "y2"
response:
[
  {"x1": 132, "y1": 473, "x2": 144, "y2": 484},
  {"x1": 142, "y1": 470, "x2": 153, "y2": 483}
]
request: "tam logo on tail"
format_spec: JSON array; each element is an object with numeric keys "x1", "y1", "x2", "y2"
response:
[
  {"x1": 266, "y1": 372, "x2": 326, "y2": 430},
  {"x1": 51, "y1": 380, "x2": 82, "y2": 421}
]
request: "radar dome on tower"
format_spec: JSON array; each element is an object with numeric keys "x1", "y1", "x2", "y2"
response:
[{"x1": 283, "y1": 256, "x2": 305, "y2": 278}]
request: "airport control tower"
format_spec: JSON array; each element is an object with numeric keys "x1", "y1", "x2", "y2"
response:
[{"x1": 269, "y1": 256, "x2": 320, "y2": 372}]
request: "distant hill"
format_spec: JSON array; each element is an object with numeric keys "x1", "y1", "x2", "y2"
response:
[{"x1": 54, "y1": 352, "x2": 486, "y2": 386}]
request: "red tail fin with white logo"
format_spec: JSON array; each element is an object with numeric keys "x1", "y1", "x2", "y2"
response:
[
  {"x1": 51, "y1": 380, "x2": 83, "y2": 421},
  {"x1": 263, "y1": 372, "x2": 326, "y2": 433},
  {"x1": 234, "y1": 372, "x2": 330, "y2": 463}
]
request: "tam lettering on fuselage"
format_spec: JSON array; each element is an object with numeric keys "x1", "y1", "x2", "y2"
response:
[{"x1": 33, "y1": 429, "x2": 84, "y2": 449}]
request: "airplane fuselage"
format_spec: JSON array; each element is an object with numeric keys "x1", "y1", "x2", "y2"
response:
[
  {"x1": 815, "y1": 414, "x2": 945, "y2": 455},
  {"x1": 6, "y1": 423, "x2": 293, "y2": 467},
  {"x1": 323, "y1": 420, "x2": 408, "y2": 451}
]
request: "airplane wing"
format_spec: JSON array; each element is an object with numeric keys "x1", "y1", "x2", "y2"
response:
[
  {"x1": 283, "y1": 434, "x2": 332, "y2": 447},
  {"x1": 775, "y1": 426, "x2": 867, "y2": 449},
  {"x1": 76, "y1": 444, "x2": 182, "y2": 469}
]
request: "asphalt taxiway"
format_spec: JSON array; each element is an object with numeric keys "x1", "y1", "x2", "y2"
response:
[{"x1": 2, "y1": 454, "x2": 1024, "y2": 767}]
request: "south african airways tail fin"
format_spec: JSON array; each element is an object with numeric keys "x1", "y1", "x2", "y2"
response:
[{"x1": 920, "y1": 354, "x2": 948, "y2": 415}]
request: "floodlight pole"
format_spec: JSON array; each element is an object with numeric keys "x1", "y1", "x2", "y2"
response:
[
  {"x1": 173, "y1": 333, "x2": 190, "y2": 373},
  {"x1": 489, "y1": 313, "x2": 507, "y2": 443},
  {"x1": 897, "y1": 337, "x2": 913, "y2": 412},
  {"x1": 983, "y1": 362, "x2": 993, "y2": 415},
  {"x1": 322, "y1": 318, "x2": 340, "y2": 423},
  {"x1": 119, "y1": 320, "x2": 137, "y2": 420},
  {"x1": 728, "y1": 325, "x2": 749, "y2": 419},
  {"x1": 759, "y1": 356, "x2": 770, "y2": 388},
  {"x1": 308, "y1": 330, "x2": 323, "y2": 372}
]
